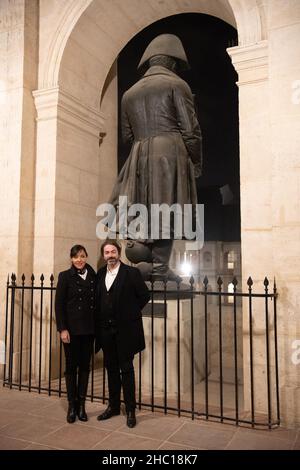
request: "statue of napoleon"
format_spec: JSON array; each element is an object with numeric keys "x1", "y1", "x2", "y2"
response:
[{"x1": 109, "y1": 34, "x2": 203, "y2": 281}]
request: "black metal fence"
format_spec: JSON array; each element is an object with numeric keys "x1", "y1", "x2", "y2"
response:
[{"x1": 2, "y1": 273, "x2": 280, "y2": 428}]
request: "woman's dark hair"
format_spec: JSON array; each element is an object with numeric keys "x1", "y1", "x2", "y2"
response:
[
  {"x1": 100, "y1": 239, "x2": 121, "y2": 256},
  {"x1": 70, "y1": 245, "x2": 88, "y2": 258}
]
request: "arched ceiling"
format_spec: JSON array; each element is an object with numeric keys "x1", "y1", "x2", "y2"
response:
[{"x1": 40, "y1": 0, "x2": 266, "y2": 108}]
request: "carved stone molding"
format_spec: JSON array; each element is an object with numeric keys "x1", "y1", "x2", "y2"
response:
[
  {"x1": 227, "y1": 40, "x2": 269, "y2": 86},
  {"x1": 33, "y1": 87, "x2": 105, "y2": 139}
]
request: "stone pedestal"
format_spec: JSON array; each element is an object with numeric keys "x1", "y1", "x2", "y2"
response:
[{"x1": 136, "y1": 298, "x2": 209, "y2": 397}]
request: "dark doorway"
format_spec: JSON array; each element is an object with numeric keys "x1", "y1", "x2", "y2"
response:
[{"x1": 117, "y1": 13, "x2": 239, "y2": 243}]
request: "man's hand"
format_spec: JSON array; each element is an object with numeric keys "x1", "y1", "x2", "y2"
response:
[{"x1": 60, "y1": 330, "x2": 70, "y2": 343}]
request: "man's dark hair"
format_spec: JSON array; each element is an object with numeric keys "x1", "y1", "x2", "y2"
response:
[
  {"x1": 70, "y1": 245, "x2": 88, "y2": 258},
  {"x1": 101, "y1": 239, "x2": 122, "y2": 257}
]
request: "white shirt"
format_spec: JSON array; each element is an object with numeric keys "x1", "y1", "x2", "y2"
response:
[
  {"x1": 105, "y1": 263, "x2": 120, "y2": 291},
  {"x1": 78, "y1": 270, "x2": 88, "y2": 280}
]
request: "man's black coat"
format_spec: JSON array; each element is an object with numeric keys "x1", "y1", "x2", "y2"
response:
[{"x1": 95, "y1": 262, "x2": 150, "y2": 359}]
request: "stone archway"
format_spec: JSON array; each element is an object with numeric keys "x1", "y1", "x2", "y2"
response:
[
  {"x1": 32, "y1": 0, "x2": 270, "y2": 417},
  {"x1": 39, "y1": 0, "x2": 267, "y2": 100},
  {"x1": 33, "y1": 0, "x2": 267, "y2": 276},
  {"x1": 34, "y1": 0, "x2": 272, "y2": 416},
  {"x1": 40, "y1": 0, "x2": 266, "y2": 91}
]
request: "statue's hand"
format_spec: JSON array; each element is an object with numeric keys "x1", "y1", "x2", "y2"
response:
[{"x1": 194, "y1": 163, "x2": 202, "y2": 178}]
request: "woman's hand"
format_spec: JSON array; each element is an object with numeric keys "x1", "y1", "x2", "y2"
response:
[{"x1": 60, "y1": 329, "x2": 70, "y2": 343}]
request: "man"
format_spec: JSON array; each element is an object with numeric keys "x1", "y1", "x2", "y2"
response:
[
  {"x1": 109, "y1": 34, "x2": 202, "y2": 281},
  {"x1": 95, "y1": 239, "x2": 150, "y2": 428}
]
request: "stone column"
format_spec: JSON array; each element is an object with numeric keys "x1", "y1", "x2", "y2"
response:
[
  {"x1": 228, "y1": 41, "x2": 275, "y2": 417},
  {"x1": 97, "y1": 60, "x2": 118, "y2": 263},
  {"x1": 228, "y1": 41, "x2": 272, "y2": 280},
  {"x1": 31, "y1": 85, "x2": 106, "y2": 380},
  {"x1": 267, "y1": 7, "x2": 300, "y2": 426},
  {"x1": 33, "y1": 87, "x2": 106, "y2": 277},
  {"x1": 0, "y1": 0, "x2": 38, "y2": 374}
]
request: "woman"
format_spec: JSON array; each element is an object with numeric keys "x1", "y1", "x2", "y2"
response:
[{"x1": 55, "y1": 245, "x2": 96, "y2": 423}]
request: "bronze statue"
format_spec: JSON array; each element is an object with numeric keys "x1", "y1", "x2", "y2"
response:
[{"x1": 110, "y1": 34, "x2": 203, "y2": 281}]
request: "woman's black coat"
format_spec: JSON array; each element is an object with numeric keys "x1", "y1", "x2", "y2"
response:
[
  {"x1": 55, "y1": 264, "x2": 96, "y2": 335},
  {"x1": 95, "y1": 262, "x2": 150, "y2": 358}
]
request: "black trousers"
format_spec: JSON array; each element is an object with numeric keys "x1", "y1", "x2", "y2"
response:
[
  {"x1": 100, "y1": 326, "x2": 136, "y2": 413},
  {"x1": 63, "y1": 334, "x2": 94, "y2": 375}
]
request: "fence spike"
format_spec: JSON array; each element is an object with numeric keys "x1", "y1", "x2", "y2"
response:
[
  {"x1": 11, "y1": 273, "x2": 16, "y2": 285},
  {"x1": 21, "y1": 273, "x2": 25, "y2": 284},
  {"x1": 264, "y1": 276, "x2": 269, "y2": 287},
  {"x1": 217, "y1": 276, "x2": 223, "y2": 287},
  {"x1": 189, "y1": 275, "x2": 194, "y2": 286},
  {"x1": 232, "y1": 276, "x2": 238, "y2": 287},
  {"x1": 40, "y1": 273, "x2": 45, "y2": 283},
  {"x1": 31, "y1": 273, "x2": 35, "y2": 283},
  {"x1": 50, "y1": 274, "x2": 54, "y2": 284},
  {"x1": 203, "y1": 276, "x2": 209, "y2": 287}
]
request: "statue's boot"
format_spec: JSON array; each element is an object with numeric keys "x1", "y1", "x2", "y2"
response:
[{"x1": 151, "y1": 240, "x2": 182, "y2": 282}]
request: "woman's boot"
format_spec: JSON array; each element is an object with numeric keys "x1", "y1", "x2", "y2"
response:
[
  {"x1": 65, "y1": 373, "x2": 77, "y2": 423},
  {"x1": 77, "y1": 370, "x2": 90, "y2": 421}
]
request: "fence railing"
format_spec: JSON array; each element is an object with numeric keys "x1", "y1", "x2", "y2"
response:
[{"x1": 2, "y1": 273, "x2": 280, "y2": 428}]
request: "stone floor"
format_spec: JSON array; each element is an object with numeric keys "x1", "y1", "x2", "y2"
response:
[{"x1": 0, "y1": 385, "x2": 299, "y2": 451}]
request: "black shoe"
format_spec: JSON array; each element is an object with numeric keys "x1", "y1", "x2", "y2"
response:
[
  {"x1": 77, "y1": 400, "x2": 88, "y2": 421},
  {"x1": 97, "y1": 405, "x2": 120, "y2": 421},
  {"x1": 126, "y1": 410, "x2": 136, "y2": 428},
  {"x1": 67, "y1": 402, "x2": 77, "y2": 423}
]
